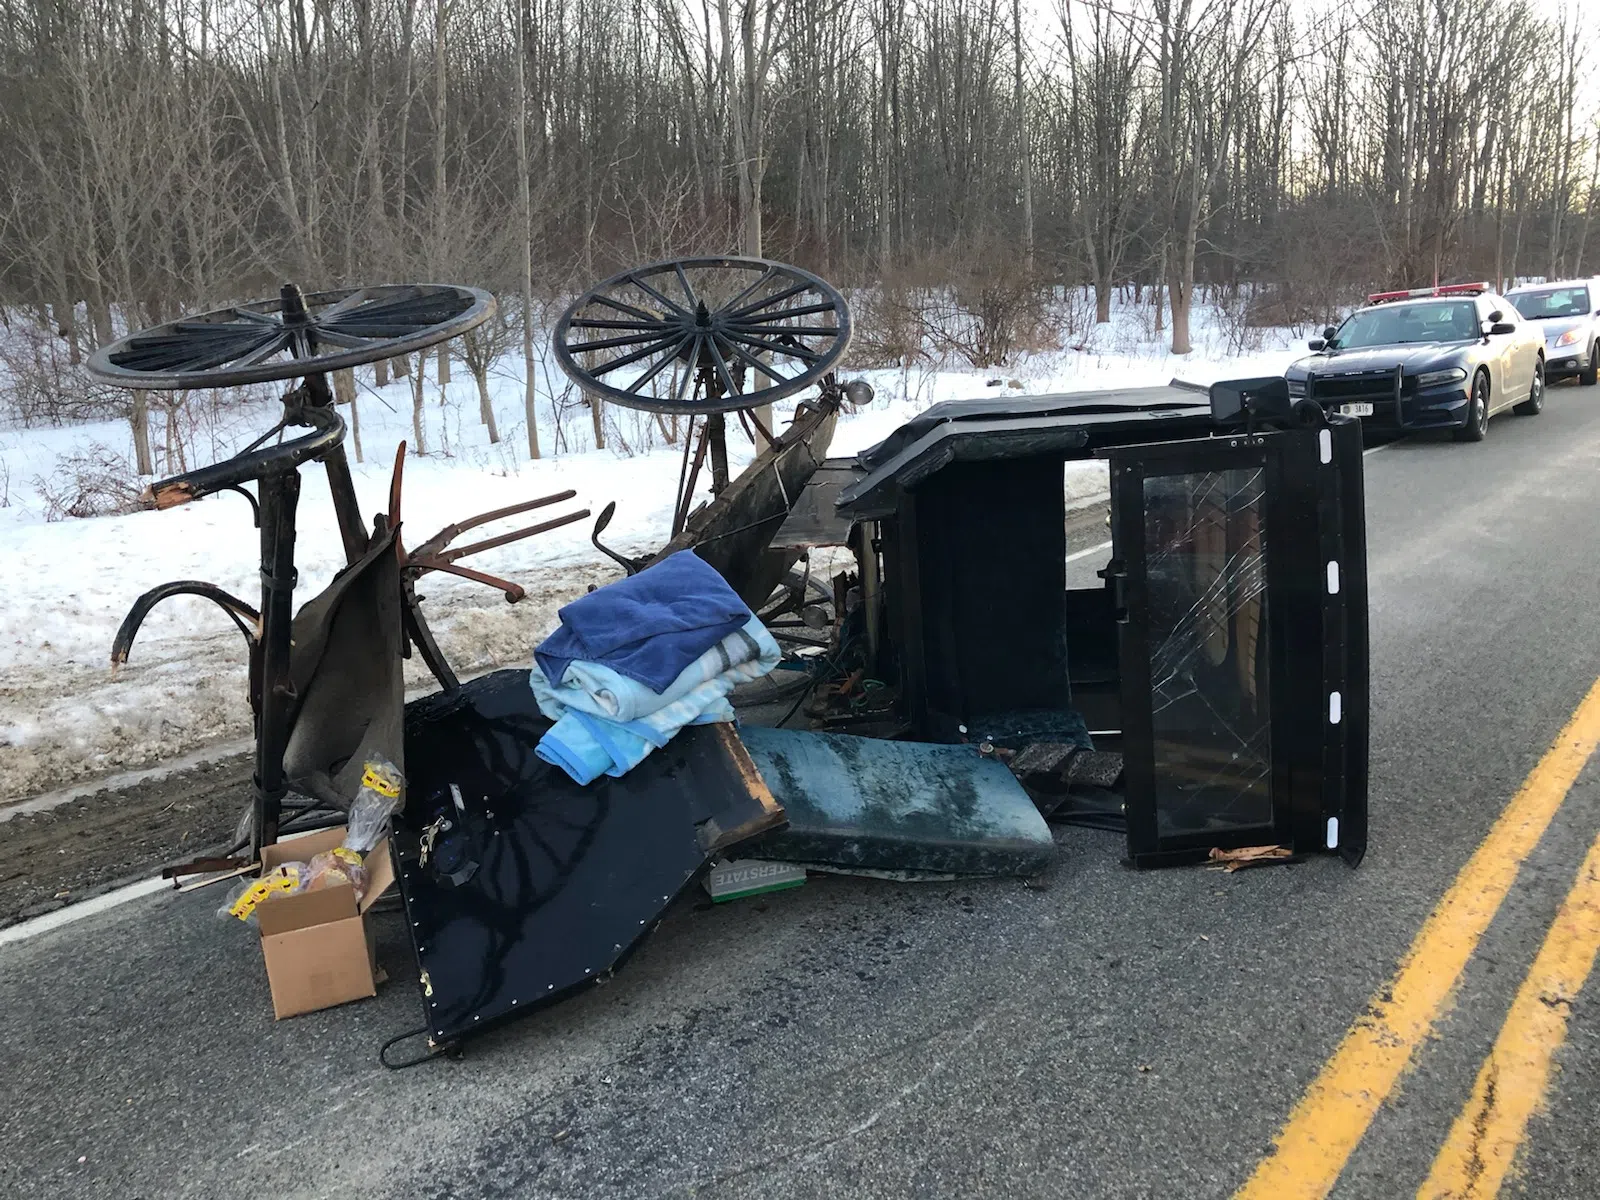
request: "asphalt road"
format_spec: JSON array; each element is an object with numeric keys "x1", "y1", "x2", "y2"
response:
[{"x1": 6, "y1": 391, "x2": 1600, "y2": 1199}]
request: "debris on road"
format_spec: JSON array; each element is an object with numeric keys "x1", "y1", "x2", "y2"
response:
[{"x1": 1208, "y1": 845, "x2": 1295, "y2": 872}]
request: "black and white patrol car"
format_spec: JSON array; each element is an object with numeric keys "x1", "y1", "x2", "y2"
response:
[{"x1": 1284, "y1": 283, "x2": 1547, "y2": 442}]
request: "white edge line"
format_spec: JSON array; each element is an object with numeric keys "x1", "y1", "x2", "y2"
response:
[
  {"x1": 0, "y1": 876, "x2": 171, "y2": 949},
  {"x1": 1065, "y1": 539, "x2": 1114, "y2": 564},
  {"x1": 0, "y1": 826, "x2": 331, "y2": 949}
]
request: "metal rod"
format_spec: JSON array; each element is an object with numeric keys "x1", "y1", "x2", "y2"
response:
[
  {"x1": 412, "y1": 490, "x2": 579, "y2": 558},
  {"x1": 303, "y1": 371, "x2": 368, "y2": 565},
  {"x1": 434, "y1": 508, "x2": 591, "y2": 563},
  {"x1": 859, "y1": 521, "x2": 882, "y2": 665},
  {"x1": 674, "y1": 424, "x2": 710, "y2": 537},
  {"x1": 410, "y1": 560, "x2": 527, "y2": 602},
  {"x1": 708, "y1": 413, "x2": 730, "y2": 495},
  {"x1": 253, "y1": 470, "x2": 301, "y2": 855}
]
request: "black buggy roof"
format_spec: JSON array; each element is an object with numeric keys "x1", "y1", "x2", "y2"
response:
[{"x1": 834, "y1": 382, "x2": 1218, "y2": 519}]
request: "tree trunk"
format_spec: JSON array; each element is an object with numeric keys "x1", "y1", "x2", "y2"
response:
[
  {"x1": 1012, "y1": 0, "x2": 1033, "y2": 276},
  {"x1": 1153, "y1": 245, "x2": 1167, "y2": 334},
  {"x1": 334, "y1": 368, "x2": 363, "y2": 464},
  {"x1": 410, "y1": 357, "x2": 428, "y2": 455},
  {"x1": 590, "y1": 397, "x2": 606, "y2": 450},
  {"x1": 53, "y1": 297, "x2": 79, "y2": 365},
  {"x1": 1169, "y1": 278, "x2": 1192, "y2": 356},
  {"x1": 473, "y1": 365, "x2": 500, "y2": 444},
  {"x1": 89, "y1": 296, "x2": 114, "y2": 349},
  {"x1": 1169, "y1": 174, "x2": 1203, "y2": 357},
  {"x1": 436, "y1": 344, "x2": 451, "y2": 386},
  {"x1": 514, "y1": 0, "x2": 541, "y2": 460},
  {"x1": 130, "y1": 391, "x2": 154, "y2": 475}
]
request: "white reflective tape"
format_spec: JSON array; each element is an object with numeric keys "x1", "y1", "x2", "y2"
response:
[
  {"x1": 1327, "y1": 561, "x2": 1340, "y2": 594},
  {"x1": 1329, "y1": 691, "x2": 1343, "y2": 724},
  {"x1": 1326, "y1": 817, "x2": 1339, "y2": 849},
  {"x1": 1318, "y1": 429, "x2": 1332, "y2": 463}
]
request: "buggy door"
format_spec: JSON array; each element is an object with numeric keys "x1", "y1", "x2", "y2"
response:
[{"x1": 1104, "y1": 423, "x2": 1368, "y2": 868}]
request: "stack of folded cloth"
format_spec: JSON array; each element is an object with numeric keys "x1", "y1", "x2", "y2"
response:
[{"x1": 529, "y1": 550, "x2": 782, "y2": 784}]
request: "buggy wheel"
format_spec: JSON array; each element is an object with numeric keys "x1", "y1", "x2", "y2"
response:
[
  {"x1": 1582, "y1": 344, "x2": 1599, "y2": 387},
  {"x1": 553, "y1": 257, "x2": 851, "y2": 415},
  {"x1": 85, "y1": 284, "x2": 495, "y2": 390},
  {"x1": 1514, "y1": 357, "x2": 1545, "y2": 415},
  {"x1": 1454, "y1": 370, "x2": 1490, "y2": 442},
  {"x1": 730, "y1": 567, "x2": 835, "y2": 706}
]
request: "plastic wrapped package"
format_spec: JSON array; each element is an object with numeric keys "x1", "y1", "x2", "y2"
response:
[
  {"x1": 304, "y1": 846, "x2": 371, "y2": 903},
  {"x1": 219, "y1": 862, "x2": 307, "y2": 922},
  {"x1": 344, "y1": 758, "x2": 405, "y2": 854}
]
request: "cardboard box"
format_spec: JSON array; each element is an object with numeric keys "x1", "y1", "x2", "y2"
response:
[{"x1": 255, "y1": 827, "x2": 395, "y2": 1019}]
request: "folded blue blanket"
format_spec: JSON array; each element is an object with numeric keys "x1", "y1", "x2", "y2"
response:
[
  {"x1": 534, "y1": 550, "x2": 752, "y2": 694},
  {"x1": 532, "y1": 615, "x2": 781, "y2": 785}
]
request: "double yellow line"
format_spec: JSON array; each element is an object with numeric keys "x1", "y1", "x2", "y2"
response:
[{"x1": 1236, "y1": 677, "x2": 1600, "y2": 1200}]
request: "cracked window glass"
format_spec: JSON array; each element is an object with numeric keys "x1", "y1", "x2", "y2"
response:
[{"x1": 1144, "y1": 468, "x2": 1272, "y2": 837}]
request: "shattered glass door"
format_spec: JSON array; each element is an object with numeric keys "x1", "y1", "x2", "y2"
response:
[
  {"x1": 1108, "y1": 419, "x2": 1368, "y2": 868},
  {"x1": 1108, "y1": 436, "x2": 1298, "y2": 867},
  {"x1": 1142, "y1": 467, "x2": 1271, "y2": 837}
]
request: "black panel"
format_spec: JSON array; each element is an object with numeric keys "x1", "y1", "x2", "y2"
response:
[
  {"x1": 904, "y1": 457, "x2": 1068, "y2": 738},
  {"x1": 396, "y1": 670, "x2": 783, "y2": 1044}
]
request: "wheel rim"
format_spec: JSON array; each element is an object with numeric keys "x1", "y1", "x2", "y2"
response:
[
  {"x1": 552, "y1": 257, "x2": 852, "y2": 415},
  {"x1": 1531, "y1": 362, "x2": 1544, "y2": 407},
  {"x1": 86, "y1": 284, "x2": 496, "y2": 390},
  {"x1": 1475, "y1": 378, "x2": 1488, "y2": 433}
]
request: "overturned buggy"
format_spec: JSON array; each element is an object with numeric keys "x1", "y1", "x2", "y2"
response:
[{"x1": 89, "y1": 258, "x2": 1368, "y2": 1058}]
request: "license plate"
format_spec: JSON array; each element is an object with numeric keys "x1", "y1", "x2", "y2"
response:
[{"x1": 1337, "y1": 402, "x2": 1374, "y2": 417}]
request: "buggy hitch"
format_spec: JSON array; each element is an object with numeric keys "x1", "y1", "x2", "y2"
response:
[
  {"x1": 407, "y1": 490, "x2": 581, "y2": 561},
  {"x1": 405, "y1": 502, "x2": 592, "y2": 603}
]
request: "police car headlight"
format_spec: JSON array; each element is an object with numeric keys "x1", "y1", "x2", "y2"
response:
[
  {"x1": 1554, "y1": 329, "x2": 1582, "y2": 347},
  {"x1": 1415, "y1": 367, "x2": 1467, "y2": 387},
  {"x1": 1286, "y1": 378, "x2": 1306, "y2": 397}
]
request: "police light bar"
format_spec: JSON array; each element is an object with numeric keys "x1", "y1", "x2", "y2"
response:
[{"x1": 1367, "y1": 282, "x2": 1492, "y2": 304}]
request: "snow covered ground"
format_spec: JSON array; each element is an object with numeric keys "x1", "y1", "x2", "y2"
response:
[{"x1": 0, "y1": 298, "x2": 1308, "y2": 800}]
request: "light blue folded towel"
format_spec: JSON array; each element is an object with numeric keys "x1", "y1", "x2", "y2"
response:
[{"x1": 531, "y1": 614, "x2": 781, "y2": 784}]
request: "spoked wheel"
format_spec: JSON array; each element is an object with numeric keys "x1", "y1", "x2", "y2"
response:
[
  {"x1": 86, "y1": 283, "x2": 496, "y2": 389},
  {"x1": 730, "y1": 566, "x2": 836, "y2": 706},
  {"x1": 552, "y1": 257, "x2": 851, "y2": 414},
  {"x1": 760, "y1": 566, "x2": 833, "y2": 656}
]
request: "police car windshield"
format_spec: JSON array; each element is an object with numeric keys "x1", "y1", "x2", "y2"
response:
[
  {"x1": 1509, "y1": 286, "x2": 1590, "y2": 319},
  {"x1": 1332, "y1": 301, "x2": 1479, "y2": 348}
]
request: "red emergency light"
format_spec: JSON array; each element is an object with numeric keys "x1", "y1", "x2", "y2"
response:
[{"x1": 1366, "y1": 281, "x2": 1491, "y2": 304}]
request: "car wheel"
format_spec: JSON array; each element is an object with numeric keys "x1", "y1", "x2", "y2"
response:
[
  {"x1": 1514, "y1": 357, "x2": 1545, "y2": 415},
  {"x1": 1582, "y1": 343, "x2": 1599, "y2": 387},
  {"x1": 1455, "y1": 370, "x2": 1490, "y2": 442}
]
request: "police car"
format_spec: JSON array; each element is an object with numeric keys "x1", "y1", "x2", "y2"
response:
[{"x1": 1284, "y1": 282, "x2": 1547, "y2": 442}]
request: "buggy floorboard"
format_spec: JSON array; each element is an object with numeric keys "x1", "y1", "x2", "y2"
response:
[{"x1": 396, "y1": 670, "x2": 783, "y2": 1044}]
